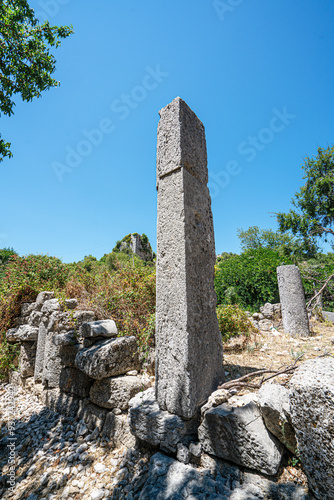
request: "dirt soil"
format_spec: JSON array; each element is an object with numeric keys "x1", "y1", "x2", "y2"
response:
[{"x1": 222, "y1": 319, "x2": 334, "y2": 489}]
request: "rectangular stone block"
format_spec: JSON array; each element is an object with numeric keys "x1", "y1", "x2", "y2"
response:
[
  {"x1": 157, "y1": 97, "x2": 208, "y2": 185},
  {"x1": 129, "y1": 388, "x2": 199, "y2": 453},
  {"x1": 155, "y1": 98, "x2": 224, "y2": 419}
]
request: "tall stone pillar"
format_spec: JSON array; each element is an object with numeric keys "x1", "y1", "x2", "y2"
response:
[
  {"x1": 277, "y1": 265, "x2": 310, "y2": 337},
  {"x1": 155, "y1": 97, "x2": 224, "y2": 419}
]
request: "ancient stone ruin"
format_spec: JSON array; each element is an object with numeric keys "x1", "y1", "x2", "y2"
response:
[
  {"x1": 2, "y1": 99, "x2": 334, "y2": 500},
  {"x1": 155, "y1": 96, "x2": 224, "y2": 419},
  {"x1": 277, "y1": 264, "x2": 310, "y2": 337}
]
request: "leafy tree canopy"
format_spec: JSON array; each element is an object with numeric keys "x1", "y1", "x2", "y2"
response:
[
  {"x1": 237, "y1": 226, "x2": 317, "y2": 260},
  {"x1": 276, "y1": 145, "x2": 334, "y2": 250},
  {"x1": 0, "y1": 0, "x2": 73, "y2": 161},
  {"x1": 214, "y1": 248, "x2": 292, "y2": 311}
]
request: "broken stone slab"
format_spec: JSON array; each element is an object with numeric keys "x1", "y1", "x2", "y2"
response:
[
  {"x1": 21, "y1": 302, "x2": 36, "y2": 317},
  {"x1": 6, "y1": 328, "x2": 19, "y2": 343},
  {"x1": 79, "y1": 319, "x2": 118, "y2": 338},
  {"x1": 35, "y1": 291, "x2": 55, "y2": 310},
  {"x1": 6, "y1": 325, "x2": 38, "y2": 342},
  {"x1": 42, "y1": 388, "x2": 80, "y2": 418},
  {"x1": 237, "y1": 471, "x2": 310, "y2": 500},
  {"x1": 49, "y1": 310, "x2": 96, "y2": 333},
  {"x1": 28, "y1": 311, "x2": 43, "y2": 327},
  {"x1": 41, "y1": 298, "x2": 61, "y2": 315},
  {"x1": 42, "y1": 333, "x2": 63, "y2": 388},
  {"x1": 75, "y1": 336, "x2": 140, "y2": 380},
  {"x1": 90, "y1": 374, "x2": 151, "y2": 410},
  {"x1": 258, "y1": 319, "x2": 272, "y2": 331},
  {"x1": 141, "y1": 347, "x2": 155, "y2": 376},
  {"x1": 277, "y1": 265, "x2": 310, "y2": 337},
  {"x1": 65, "y1": 298, "x2": 78, "y2": 310},
  {"x1": 128, "y1": 388, "x2": 199, "y2": 453},
  {"x1": 59, "y1": 344, "x2": 82, "y2": 367},
  {"x1": 102, "y1": 412, "x2": 136, "y2": 449},
  {"x1": 82, "y1": 337, "x2": 106, "y2": 348},
  {"x1": 198, "y1": 393, "x2": 284, "y2": 476},
  {"x1": 258, "y1": 383, "x2": 297, "y2": 453},
  {"x1": 322, "y1": 311, "x2": 334, "y2": 323},
  {"x1": 59, "y1": 367, "x2": 93, "y2": 398},
  {"x1": 19, "y1": 341, "x2": 37, "y2": 378},
  {"x1": 78, "y1": 400, "x2": 108, "y2": 432},
  {"x1": 289, "y1": 357, "x2": 334, "y2": 500},
  {"x1": 52, "y1": 331, "x2": 77, "y2": 346},
  {"x1": 259, "y1": 303, "x2": 281, "y2": 321},
  {"x1": 34, "y1": 316, "x2": 48, "y2": 383},
  {"x1": 156, "y1": 97, "x2": 224, "y2": 419},
  {"x1": 64, "y1": 310, "x2": 96, "y2": 331}
]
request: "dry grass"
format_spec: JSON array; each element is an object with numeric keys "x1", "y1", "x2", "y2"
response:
[{"x1": 223, "y1": 319, "x2": 334, "y2": 385}]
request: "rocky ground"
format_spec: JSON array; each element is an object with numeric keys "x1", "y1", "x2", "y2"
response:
[
  {"x1": 0, "y1": 382, "x2": 154, "y2": 500},
  {"x1": 223, "y1": 319, "x2": 334, "y2": 381},
  {"x1": 1, "y1": 320, "x2": 332, "y2": 499}
]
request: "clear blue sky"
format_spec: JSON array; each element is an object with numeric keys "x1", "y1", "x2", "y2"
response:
[{"x1": 1, "y1": 0, "x2": 334, "y2": 262}]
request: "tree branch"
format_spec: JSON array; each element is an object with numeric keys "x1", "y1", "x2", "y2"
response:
[
  {"x1": 218, "y1": 356, "x2": 304, "y2": 391},
  {"x1": 306, "y1": 273, "x2": 334, "y2": 310}
]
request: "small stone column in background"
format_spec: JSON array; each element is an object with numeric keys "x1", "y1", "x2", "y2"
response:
[{"x1": 277, "y1": 264, "x2": 310, "y2": 337}]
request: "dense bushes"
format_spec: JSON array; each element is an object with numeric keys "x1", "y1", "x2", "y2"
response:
[
  {"x1": 216, "y1": 304, "x2": 256, "y2": 342},
  {"x1": 0, "y1": 253, "x2": 156, "y2": 353},
  {"x1": 215, "y1": 248, "x2": 292, "y2": 311},
  {"x1": 215, "y1": 248, "x2": 334, "y2": 312}
]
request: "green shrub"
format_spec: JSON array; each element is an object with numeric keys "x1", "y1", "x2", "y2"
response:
[
  {"x1": 0, "y1": 338, "x2": 20, "y2": 381},
  {"x1": 216, "y1": 304, "x2": 255, "y2": 342},
  {"x1": 215, "y1": 248, "x2": 293, "y2": 311}
]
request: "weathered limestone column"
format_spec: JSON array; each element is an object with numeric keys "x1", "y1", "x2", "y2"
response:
[
  {"x1": 277, "y1": 265, "x2": 310, "y2": 337},
  {"x1": 155, "y1": 97, "x2": 224, "y2": 419}
]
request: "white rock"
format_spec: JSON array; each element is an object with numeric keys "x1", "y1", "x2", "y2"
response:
[
  {"x1": 90, "y1": 490, "x2": 105, "y2": 500},
  {"x1": 94, "y1": 463, "x2": 106, "y2": 474}
]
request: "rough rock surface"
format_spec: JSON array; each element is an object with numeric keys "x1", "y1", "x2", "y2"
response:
[
  {"x1": 59, "y1": 343, "x2": 82, "y2": 367},
  {"x1": 156, "y1": 97, "x2": 224, "y2": 419},
  {"x1": 79, "y1": 319, "x2": 118, "y2": 338},
  {"x1": 35, "y1": 290, "x2": 55, "y2": 310},
  {"x1": 34, "y1": 316, "x2": 48, "y2": 383},
  {"x1": 42, "y1": 333, "x2": 63, "y2": 388},
  {"x1": 129, "y1": 388, "x2": 199, "y2": 453},
  {"x1": 28, "y1": 310, "x2": 43, "y2": 327},
  {"x1": 102, "y1": 412, "x2": 136, "y2": 449},
  {"x1": 75, "y1": 336, "x2": 140, "y2": 380},
  {"x1": 198, "y1": 393, "x2": 284, "y2": 475},
  {"x1": 289, "y1": 357, "x2": 334, "y2": 500},
  {"x1": 90, "y1": 374, "x2": 151, "y2": 410},
  {"x1": 277, "y1": 265, "x2": 310, "y2": 337},
  {"x1": 41, "y1": 298, "x2": 60, "y2": 315},
  {"x1": 19, "y1": 341, "x2": 37, "y2": 378},
  {"x1": 41, "y1": 388, "x2": 81, "y2": 418},
  {"x1": 322, "y1": 310, "x2": 334, "y2": 323},
  {"x1": 52, "y1": 331, "x2": 77, "y2": 346},
  {"x1": 6, "y1": 325, "x2": 38, "y2": 342},
  {"x1": 78, "y1": 401, "x2": 108, "y2": 432},
  {"x1": 59, "y1": 367, "x2": 93, "y2": 398},
  {"x1": 258, "y1": 383, "x2": 297, "y2": 453},
  {"x1": 137, "y1": 452, "x2": 310, "y2": 500},
  {"x1": 260, "y1": 303, "x2": 281, "y2": 320},
  {"x1": 258, "y1": 319, "x2": 272, "y2": 331},
  {"x1": 0, "y1": 381, "x2": 311, "y2": 500}
]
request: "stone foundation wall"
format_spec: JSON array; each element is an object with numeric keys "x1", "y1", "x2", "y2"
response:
[{"x1": 6, "y1": 291, "x2": 154, "y2": 449}]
